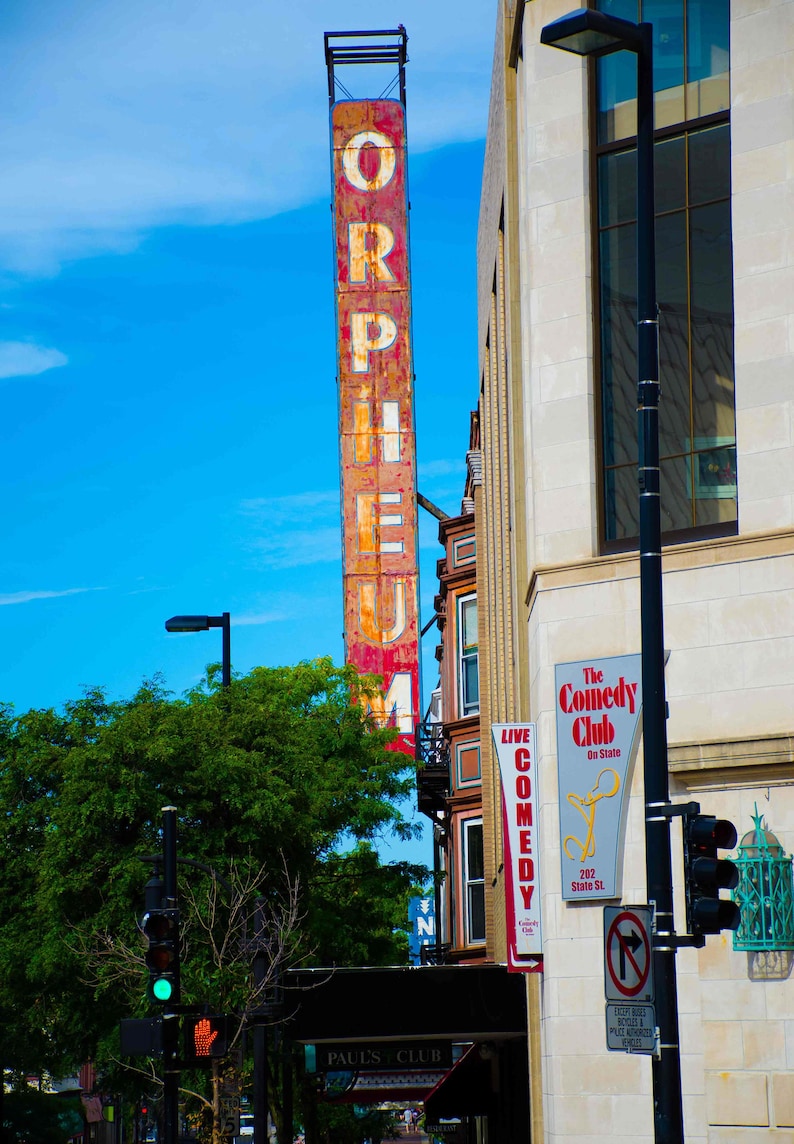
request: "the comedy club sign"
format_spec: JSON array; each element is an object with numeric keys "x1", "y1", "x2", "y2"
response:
[{"x1": 555, "y1": 654, "x2": 642, "y2": 902}]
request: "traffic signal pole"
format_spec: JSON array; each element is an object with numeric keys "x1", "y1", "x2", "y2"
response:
[
  {"x1": 253, "y1": 897, "x2": 268, "y2": 1144},
  {"x1": 162, "y1": 806, "x2": 180, "y2": 1144},
  {"x1": 633, "y1": 25, "x2": 686, "y2": 1143}
]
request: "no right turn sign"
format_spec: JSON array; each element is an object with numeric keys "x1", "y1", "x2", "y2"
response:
[{"x1": 603, "y1": 905, "x2": 654, "y2": 1002}]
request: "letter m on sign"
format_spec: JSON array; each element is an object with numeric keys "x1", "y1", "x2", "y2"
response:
[{"x1": 366, "y1": 671, "x2": 414, "y2": 735}]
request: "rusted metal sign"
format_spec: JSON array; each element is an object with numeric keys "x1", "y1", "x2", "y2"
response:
[{"x1": 330, "y1": 99, "x2": 420, "y2": 754}]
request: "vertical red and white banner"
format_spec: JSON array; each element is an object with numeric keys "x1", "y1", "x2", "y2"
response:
[
  {"x1": 492, "y1": 724, "x2": 543, "y2": 972},
  {"x1": 331, "y1": 100, "x2": 420, "y2": 755}
]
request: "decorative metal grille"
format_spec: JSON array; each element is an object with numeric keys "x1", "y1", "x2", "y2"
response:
[
  {"x1": 415, "y1": 721, "x2": 451, "y2": 816},
  {"x1": 733, "y1": 807, "x2": 794, "y2": 952}
]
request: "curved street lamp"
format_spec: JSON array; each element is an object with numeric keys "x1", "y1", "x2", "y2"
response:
[
  {"x1": 165, "y1": 613, "x2": 231, "y2": 689},
  {"x1": 542, "y1": 11, "x2": 684, "y2": 1144}
]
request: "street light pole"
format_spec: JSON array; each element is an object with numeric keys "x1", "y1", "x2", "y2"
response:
[
  {"x1": 633, "y1": 24, "x2": 685, "y2": 1144},
  {"x1": 541, "y1": 10, "x2": 683, "y2": 1142},
  {"x1": 161, "y1": 806, "x2": 180, "y2": 1144},
  {"x1": 252, "y1": 898, "x2": 268, "y2": 1144},
  {"x1": 165, "y1": 613, "x2": 231, "y2": 689}
]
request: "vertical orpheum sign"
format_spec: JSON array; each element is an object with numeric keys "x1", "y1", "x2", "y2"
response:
[{"x1": 331, "y1": 99, "x2": 420, "y2": 755}]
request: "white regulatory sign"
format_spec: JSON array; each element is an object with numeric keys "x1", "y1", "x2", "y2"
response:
[
  {"x1": 603, "y1": 905, "x2": 654, "y2": 1002},
  {"x1": 606, "y1": 1001, "x2": 657, "y2": 1054}
]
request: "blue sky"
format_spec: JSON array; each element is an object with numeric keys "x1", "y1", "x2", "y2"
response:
[{"x1": 0, "y1": 1, "x2": 494, "y2": 862}]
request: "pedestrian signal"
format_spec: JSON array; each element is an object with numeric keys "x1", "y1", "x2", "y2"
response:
[{"x1": 183, "y1": 1015, "x2": 230, "y2": 1065}]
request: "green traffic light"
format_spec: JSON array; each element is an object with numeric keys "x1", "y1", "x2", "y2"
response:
[{"x1": 152, "y1": 976, "x2": 173, "y2": 1002}]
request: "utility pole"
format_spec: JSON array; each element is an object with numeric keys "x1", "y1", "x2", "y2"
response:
[
  {"x1": 161, "y1": 806, "x2": 180, "y2": 1144},
  {"x1": 253, "y1": 897, "x2": 268, "y2": 1144}
]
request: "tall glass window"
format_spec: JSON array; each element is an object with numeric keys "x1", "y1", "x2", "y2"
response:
[
  {"x1": 596, "y1": 0, "x2": 735, "y2": 545},
  {"x1": 463, "y1": 819, "x2": 486, "y2": 945},
  {"x1": 458, "y1": 595, "x2": 480, "y2": 717}
]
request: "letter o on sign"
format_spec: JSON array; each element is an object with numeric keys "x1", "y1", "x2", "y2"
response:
[{"x1": 343, "y1": 130, "x2": 396, "y2": 192}]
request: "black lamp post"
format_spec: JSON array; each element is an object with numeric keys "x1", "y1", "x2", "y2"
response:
[
  {"x1": 165, "y1": 613, "x2": 231, "y2": 689},
  {"x1": 541, "y1": 10, "x2": 683, "y2": 1143}
]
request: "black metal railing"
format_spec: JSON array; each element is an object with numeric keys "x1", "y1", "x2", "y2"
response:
[
  {"x1": 415, "y1": 721, "x2": 451, "y2": 816},
  {"x1": 420, "y1": 942, "x2": 451, "y2": 966}
]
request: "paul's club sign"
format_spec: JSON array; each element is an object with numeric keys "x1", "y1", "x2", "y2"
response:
[{"x1": 330, "y1": 100, "x2": 420, "y2": 753}]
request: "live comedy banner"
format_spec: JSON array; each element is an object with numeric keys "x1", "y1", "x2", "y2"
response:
[
  {"x1": 492, "y1": 724, "x2": 542, "y2": 972},
  {"x1": 555, "y1": 654, "x2": 642, "y2": 902}
]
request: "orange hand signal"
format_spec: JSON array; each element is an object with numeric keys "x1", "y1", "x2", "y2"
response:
[{"x1": 194, "y1": 1017, "x2": 219, "y2": 1056}]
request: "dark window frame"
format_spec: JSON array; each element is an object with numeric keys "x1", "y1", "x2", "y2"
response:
[
  {"x1": 590, "y1": 4, "x2": 737, "y2": 553},
  {"x1": 462, "y1": 817, "x2": 486, "y2": 946}
]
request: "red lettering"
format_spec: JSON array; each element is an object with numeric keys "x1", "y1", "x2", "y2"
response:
[
  {"x1": 519, "y1": 830, "x2": 532, "y2": 853},
  {"x1": 572, "y1": 713, "x2": 615, "y2": 747},
  {"x1": 560, "y1": 676, "x2": 639, "y2": 717},
  {"x1": 514, "y1": 747, "x2": 531, "y2": 771},
  {"x1": 518, "y1": 858, "x2": 534, "y2": 881},
  {"x1": 516, "y1": 804, "x2": 533, "y2": 827},
  {"x1": 519, "y1": 885, "x2": 534, "y2": 909},
  {"x1": 516, "y1": 774, "x2": 531, "y2": 799},
  {"x1": 502, "y1": 727, "x2": 532, "y2": 742}
]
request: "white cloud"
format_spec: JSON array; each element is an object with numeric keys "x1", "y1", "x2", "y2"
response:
[
  {"x1": 417, "y1": 458, "x2": 465, "y2": 479},
  {"x1": 233, "y1": 611, "x2": 288, "y2": 627},
  {"x1": 0, "y1": 587, "x2": 101, "y2": 606},
  {"x1": 251, "y1": 527, "x2": 342, "y2": 571},
  {"x1": 240, "y1": 490, "x2": 340, "y2": 528},
  {"x1": 0, "y1": 341, "x2": 67, "y2": 379},
  {"x1": 0, "y1": 0, "x2": 494, "y2": 273}
]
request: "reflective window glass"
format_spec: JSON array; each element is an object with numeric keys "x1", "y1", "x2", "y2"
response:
[
  {"x1": 655, "y1": 211, "x2": 691, "y2": 459},
  {"x1": 603, "y1": 464, "x2": 639, "y2": 543},
  {"x1": 600, "y1": 225, "x2": 637, "y2": 469},
  {"x1": 596, "y1": 0, "x2": 639, "y2": 143},
  {"x1": 655, "y1": 135, "x2": 686, "y2": 214},
  {"x1": 687, "y1": 0, "x2": 729, "y2": 86},
  {"x1": 599, "y1": 151, "x2": 637, "y2": 227},
  {"x1": 646, "y1": 0, "x2": 686, "y2": 126},
  {"x1": 688, "y1": 124, "x2": 730, "y2": 206},
  {"x1": 595, "y1": 0, "x2": 735, "y2": 546},
  {"x1": 660, "y1": 454, "x2": 694, "y2": 532}
]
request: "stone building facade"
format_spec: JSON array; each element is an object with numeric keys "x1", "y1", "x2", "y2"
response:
[{"x1": 469, "y1": 0, "x2": 794, "y2": 1140}]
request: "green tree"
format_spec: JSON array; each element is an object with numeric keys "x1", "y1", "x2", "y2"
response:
[
  {"x1": 2, "y1": 1089, "x2": 85, "y2": 1143},
  {"x1": 0, "y1": 659, "x2": 426, "y2": 1087}
]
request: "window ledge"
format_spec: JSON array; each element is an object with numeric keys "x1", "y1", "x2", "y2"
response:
[
  {"x1": 526, "y1": 525, "x2": 794, "y2": 609},
  {"x1": 668, "y1": 734, "x2": 794, "y2": 790}
]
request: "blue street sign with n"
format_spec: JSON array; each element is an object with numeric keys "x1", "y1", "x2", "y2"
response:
[{"x1": 408, "y1": 897, "x2": 435, "y2": 964}]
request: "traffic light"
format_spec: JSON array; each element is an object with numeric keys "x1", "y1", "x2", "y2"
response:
[
  {"x1": 183, "y1": 1015, "x2": 230, "y2": 1065},
  {"x1": 143, "y1": 907, "x2": 180, "y2": 1005},
  {"x1": 683, "y1": 811, "x2": 741, "y2": 938}
]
